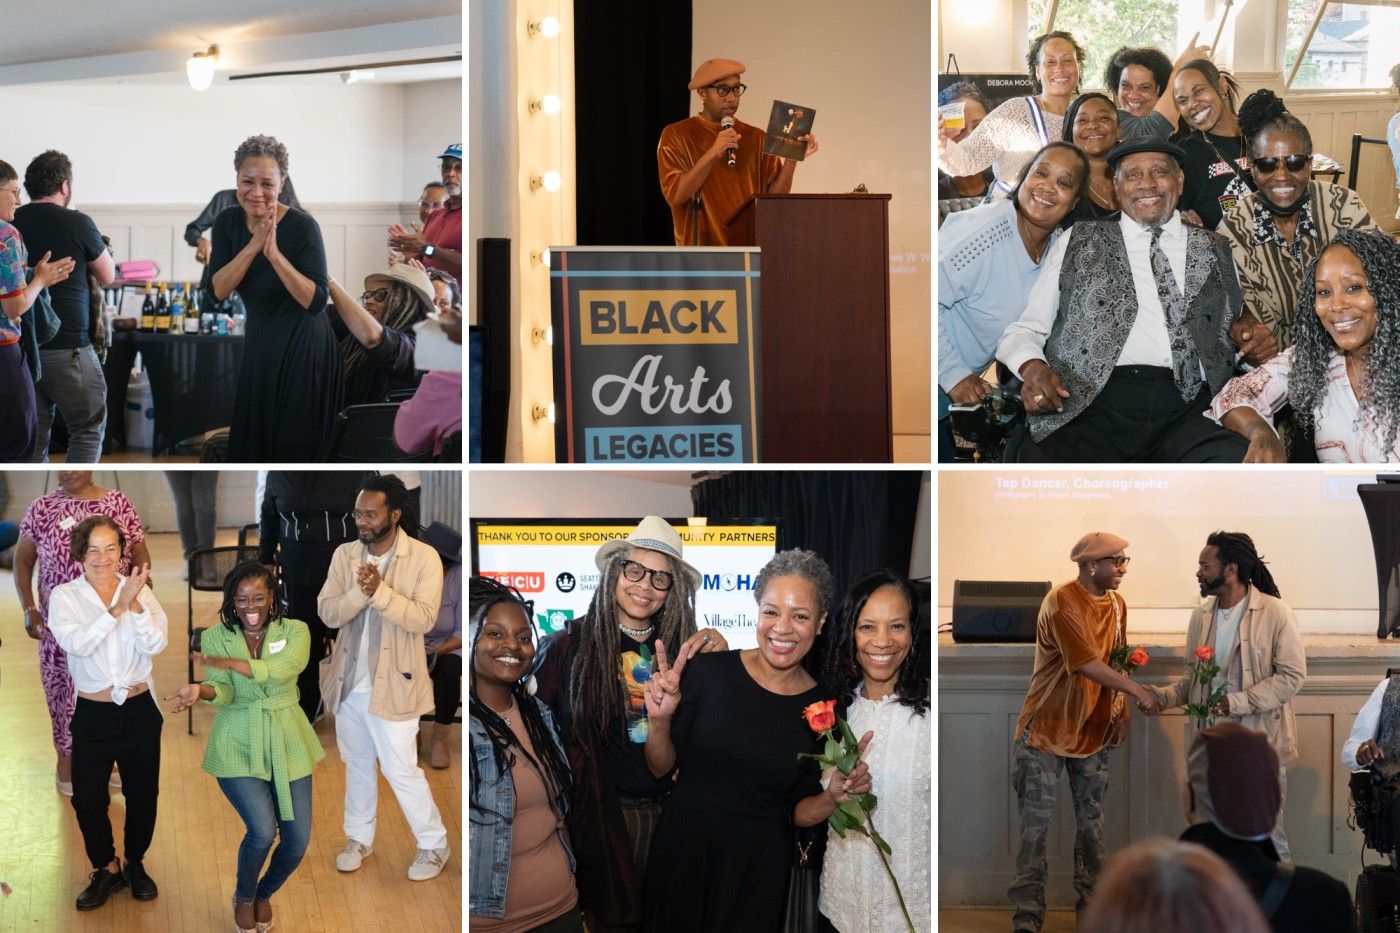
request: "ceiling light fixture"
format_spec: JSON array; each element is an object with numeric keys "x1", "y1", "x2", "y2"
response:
[{"x1": 187, "y1": 45, "x2": 219, "y2": 91}]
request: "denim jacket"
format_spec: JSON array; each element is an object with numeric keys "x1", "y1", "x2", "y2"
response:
[{"x1": 469, "y1": 697, "x2": 575, "y2": 919}]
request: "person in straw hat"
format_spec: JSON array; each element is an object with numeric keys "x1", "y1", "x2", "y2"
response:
[
  {"x1": 533, "y1": 516, "x2": 726, "y2": 931},
  {"x1": 657, "y1": 57, "x2": 819, "y2": 246},
  {"x1": 327, "y1": 262, "x2": 435, "y2": 407}
]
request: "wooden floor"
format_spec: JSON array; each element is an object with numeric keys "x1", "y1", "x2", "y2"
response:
[
  {"x1": 938, "y1": 908, "x2": 1079, "y2": 932},
  {"x1": 0, "y1": 531, "x2": 462, "y2": 932}
]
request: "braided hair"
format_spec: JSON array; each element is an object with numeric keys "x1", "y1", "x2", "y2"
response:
[
  {"x1": 1237, "y1": 89, "x2": 1312, "y2": 158},
  {"x1": 468, "y1": 576, "x2": 571, "y2": 822},
  {"x1": 567, "y1": 550, "x2": 697, "y2": 741},
  {"x1": 823, "y1": 569, "x2": 928, "y2": 715},
  {"x1": 218, "y1": 561, "x2": 283, "y2": 632},
  {"x1": 340, "y1": 281, "x2": 430, "y2": 406},
  {"x1": 1173, "y1": 60, "x2": 1241, "y2": 137},
  {"x1": 1206, "y1": 532, "x2": 1281, "y2": 598},
  {"x1": 1287, "y1": 229, "x2": 1400, "y2": 450}
]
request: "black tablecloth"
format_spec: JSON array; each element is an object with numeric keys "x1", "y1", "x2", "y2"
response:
[{"x1": 104, "y1": 332, "x2": 245, "y2": 455}]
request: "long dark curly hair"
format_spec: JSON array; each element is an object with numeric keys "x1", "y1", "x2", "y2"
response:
[
  {"x1": 468, "y1": 576, "x2": 571, "y2": 823},
  {"x1": 568, "y1": 550, "x2": 697, "y2": 741},
  {"x1": 822, "y1": 569, "x2": 928, "y2": 715},
  {"x1": 1287, "y1": 229, "x2": 1400, "y2": 451}
]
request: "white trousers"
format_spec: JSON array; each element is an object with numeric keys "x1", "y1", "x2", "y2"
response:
[{"x1": 335, "y1": 690, "x2": 447, "y2": 850}]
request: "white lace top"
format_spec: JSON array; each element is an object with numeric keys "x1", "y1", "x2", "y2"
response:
[
  {"x1": 818, "y1": 689, "x2": 931, "y2": 933},
  {"x1": 938, "y1": 96, "x2": 1064, "y2": 195}
]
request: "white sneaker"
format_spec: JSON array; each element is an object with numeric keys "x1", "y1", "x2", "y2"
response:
[
  {"x1": 407, "y1": 845, "x2": 450, "y2": 881},
  {"x1": 335, "y1": 839, "x2": 372, "y2": 872}
]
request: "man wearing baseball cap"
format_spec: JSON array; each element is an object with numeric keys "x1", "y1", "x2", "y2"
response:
[
  {"x1": 657, "y1": 58, "x2": 820, "y2": 246},
  {"x1": 1181, "y1": 724, "x2": 1353, "y2": 931},
  {"x1": 1009, "y1": 532, "x2": 1161, "y2": 933},
  {"x1": 533, "y1": 517, "x2": 727, "y2": 929},
  {"x1": 389, "y1": 143, "x2": 462, "y2": 280},
  {"x1": 998, "y1": 136, "x2": 1277, "y2": 462}
]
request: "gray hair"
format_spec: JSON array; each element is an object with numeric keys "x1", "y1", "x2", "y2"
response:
[
  {"x1": 753, "y1": 548, "x2": 834, "y2": 617},
  {"x1": 234, "y1": 134, "x2": 290, "y2": 177}
]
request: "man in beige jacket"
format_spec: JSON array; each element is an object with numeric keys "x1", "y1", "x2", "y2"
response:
[
  {"x1": 317, "y1": 475, "x2": 449, "y2": 881},
  {"x1": 1151, "y1": 531, "x2": 1306, "y2": 861}
]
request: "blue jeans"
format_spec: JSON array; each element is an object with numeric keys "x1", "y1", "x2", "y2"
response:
[{"x1": 217, "y1": 775, "x2": 313, "y2": 902}]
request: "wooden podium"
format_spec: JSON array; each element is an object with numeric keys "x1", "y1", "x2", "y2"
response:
[{"x1": 725, "y1": 193, "x2": 893, "y2": 462}]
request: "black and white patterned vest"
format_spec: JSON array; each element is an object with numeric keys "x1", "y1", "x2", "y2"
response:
[
  {"x1": 1374, "y1": 675, "x2": 1400, "y2": 780},
  {"x1": 1031, "y1": 220, "x2": 1244, "y2": 441}
]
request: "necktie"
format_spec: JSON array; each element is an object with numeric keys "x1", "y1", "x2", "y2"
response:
[{"x1": 1149, "y1": 225, "x2": 1203, "y2": 401}]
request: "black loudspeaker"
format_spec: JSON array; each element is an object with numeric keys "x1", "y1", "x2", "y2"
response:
[
  {"x1": 476, "y1": 238, "x2": 511, "y2": 462},
  {"x1": 951, "y1": 580, "x2": 1050, "y2": 643}
]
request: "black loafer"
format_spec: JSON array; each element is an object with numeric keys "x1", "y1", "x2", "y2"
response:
[
  {"x1": 76, "y1": 866, "x2": 126, "y2": 911},
  {"x1": 124, "y1": 861, "x2": 158, "y2": 900}
]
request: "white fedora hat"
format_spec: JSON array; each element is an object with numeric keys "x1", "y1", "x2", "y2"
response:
[{"x1": 595, "y1": 516, "x2": 702, "y2": 589}]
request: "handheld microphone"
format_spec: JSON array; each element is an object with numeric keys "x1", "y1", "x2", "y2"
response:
[{"x1": 721, "y1": 116, "x2": 736, "y2": 167}]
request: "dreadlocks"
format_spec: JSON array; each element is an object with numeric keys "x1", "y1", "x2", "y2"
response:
[
  {"x1": 568, "y1": 551, "x2": 698, "y2": 741},
  {"x1": 1206, "y1": 531, "x2": 1281, "y2": 599},
  {"x1": 823, "y1": 569, "x2": 928, "y2": 715},
  {"x1": 340, "y1": 281, "x2": 431, "y2": 406},
  {"x1": 468, "y1": 576, "x2": 571, "y2": 823}
]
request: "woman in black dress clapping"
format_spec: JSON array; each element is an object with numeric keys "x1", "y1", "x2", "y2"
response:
[{"x1": 210, "y1": 135, "x2": 342, "y2": 461}]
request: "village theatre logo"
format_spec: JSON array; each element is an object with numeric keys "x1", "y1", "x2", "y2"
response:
[{"x1": 550, "y1": 248, "x2": 762, "y2": 464}]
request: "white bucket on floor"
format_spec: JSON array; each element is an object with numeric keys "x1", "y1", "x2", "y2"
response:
[{"x1": 124, "y1": 377, "x2": 155, "y2": 449}]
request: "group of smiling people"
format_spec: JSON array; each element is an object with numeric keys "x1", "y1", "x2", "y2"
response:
[
  {"x1": 938, "y1": 30, "x2": 1400, "y2": 463},
  {"x1": 468, "y1": 517, "x2": 931, "y2": 932}
]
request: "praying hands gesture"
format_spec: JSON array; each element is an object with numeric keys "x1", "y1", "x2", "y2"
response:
[{"x1": 644, "y1": 639, "x2": 692, "y2": 723}]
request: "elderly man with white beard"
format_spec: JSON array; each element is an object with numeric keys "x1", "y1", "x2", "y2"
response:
[{"x1": 997, "y1": 136, "x2": 1278, "y2": 462}]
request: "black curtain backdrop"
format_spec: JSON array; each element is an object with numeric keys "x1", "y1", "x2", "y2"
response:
[
  {"x1": 690, "y1": 471, "x2": 926, "y2": 679},
  {"x1": 573, "y1": 0, "x2": 693, "y2": 246}
]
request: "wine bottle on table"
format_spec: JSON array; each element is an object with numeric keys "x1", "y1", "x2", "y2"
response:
[
  {"x1": 140, "y1": 282, "x2": 156, "y2": 332},
  {"x1": 168, "y1": 285, "x2": 184, "y2": 334},
  {"x1": 154, "y1": 285, "x2": 170, "y2": 332},
  {"x1": 184, "y1": 281, "x2": 200, "y2": 333}
]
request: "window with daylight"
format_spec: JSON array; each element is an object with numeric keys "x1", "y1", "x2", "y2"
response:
[
  {"x1": 1286, "y1": 0, "x2": 1400, "y2": 90},
  {"x1": 1030, "y1": 0, "x2": 1184, "y2": 92}
]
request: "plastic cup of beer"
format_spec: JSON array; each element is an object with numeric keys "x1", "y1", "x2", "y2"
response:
[{"x1": 940, "y1": 101, "x2": 966, "y2": 131}]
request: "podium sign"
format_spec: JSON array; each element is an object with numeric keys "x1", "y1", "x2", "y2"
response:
[{"x1": 550, "y1": 247, "x2": 762, "y2": 463}]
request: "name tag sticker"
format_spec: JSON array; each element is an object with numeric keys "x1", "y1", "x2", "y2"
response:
[
  {"x1": 269, "y1": 639, "x2": 288, "y2": 655},
  {"x1": 59, "y1": 517, "x2": 77, "y2": 531}
]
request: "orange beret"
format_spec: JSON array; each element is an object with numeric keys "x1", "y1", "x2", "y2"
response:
[{"x1": 689, "y1": 58, "x2": 746, "y2": 90}]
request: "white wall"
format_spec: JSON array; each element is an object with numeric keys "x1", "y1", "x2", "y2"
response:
[
  {"x1": 693, "y1": 0, "x2": 933, "y2": 460},
  {"x1": 0, "y1": 80, "x2": 459, "y2": 206},
  {"x1": 939, "y1": 469, "x2": 1385, "y2": 633}
]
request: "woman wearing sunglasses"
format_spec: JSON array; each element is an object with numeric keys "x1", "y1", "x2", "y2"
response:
[
  {"x1": 327, "y1": 262, "x2": 434, "y2": 407},
  {"x1": 532, "y1": 517, "x2": 725, "y2": 931},
  {"x1": 1217, "y1": 89, "x2": 1380, "y2": 351}
]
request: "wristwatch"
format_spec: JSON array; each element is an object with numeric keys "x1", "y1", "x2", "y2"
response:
[{"x1": 422, "y1": 243, "x2": 436, "y2": 259}]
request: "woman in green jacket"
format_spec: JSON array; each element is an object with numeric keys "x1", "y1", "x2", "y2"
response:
[{"x1": 167, "y1": 561, "x2": 324, "y2": 933}]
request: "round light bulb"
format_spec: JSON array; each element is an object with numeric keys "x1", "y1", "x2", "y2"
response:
[
  {"x1": 542, "y1": 171, "x2": 562, "y2": 192},
  {"x1": 540, "y1": 16, "x2": 560, "y2": 38},
  {"x1": 542, "y1": 94, "x2": 561, "y2": 115}
]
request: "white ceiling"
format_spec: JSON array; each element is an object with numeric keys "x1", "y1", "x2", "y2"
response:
[{"x1": 0, "y1": 0, "x2": 462, "y2": 87}]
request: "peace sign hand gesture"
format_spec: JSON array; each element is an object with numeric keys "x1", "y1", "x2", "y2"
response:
[{"x1": 644, "y1": 639, "x2": 691, "y2": 723}]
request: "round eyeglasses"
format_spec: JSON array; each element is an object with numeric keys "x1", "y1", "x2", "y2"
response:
[
  {"x1": 620, "y1": 559, "x2": 674, "y2": 591},
  {"x1": 707, "y1": 83, "x2": 747, "y2": 98}
]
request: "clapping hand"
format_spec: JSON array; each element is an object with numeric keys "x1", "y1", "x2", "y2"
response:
[
  {"x1": 34, "y1": 250, "x2": 76, "y2": 288},
  {"x1": 825, "y1": 731, "x2": 874, "y2": 803},
  {"x1": 356, "y1": 562, "x2": 382, "y2": 598},
  {"x1": 164, "y1": 684, "x2": 203, "y2": 714},
  {"x1": 644, "y1": 639, "x2": 691, "y2": 722},
  {"x1": 115, "y1": 563, "x2": 151, "y2": 613},
  {"x1": 388, "y1": 222, "x2": 427, "y2": 255}
]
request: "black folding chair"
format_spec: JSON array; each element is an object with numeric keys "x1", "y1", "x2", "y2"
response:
[
  {"x1": 323, "y1": 403, "x2": 434, "y2": 463},
  {"x1": 186, "y1": 545, "x2": 263, "y2": 734}
]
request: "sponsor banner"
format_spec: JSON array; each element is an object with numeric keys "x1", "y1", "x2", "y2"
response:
[
  {"x1": 550, "y1": 248, "x2": 762, "y2": 464},
  {"x1": 474, "y1": 521, "x2": 778, "y2": 648}
]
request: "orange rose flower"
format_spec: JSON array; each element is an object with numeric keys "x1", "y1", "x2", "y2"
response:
[
  {"x1": 803, "y1": 699, "x2": 837, "y2": 733},
  {"x1": 1129, "y1": 647, "x2": 1150, "y2": 667},
  {"x1": 1195, "y1": 645, "x2": 1214, "y2": 662}
]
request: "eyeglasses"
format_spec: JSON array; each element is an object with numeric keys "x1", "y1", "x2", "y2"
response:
[
  {"x1": 419, "y1": 198, "x2": 445, "y2": 209},
  {"x1": 360, "y1": 288, "x2": 390, "y2": 304},
  {"x1": 1096, "y1": 556, "x2": 1132, "y2": 569},
  {"x1": 620, "y1": 559, "x2": 674, "y2": 591},
  {"x1": 234, "y1": 595, "x2": 270, "y2": 609},
  {"x1": 707, "y1": 83, "x2": 746, "y2": 98},
  {"x1": 0, "y1": 185, "x2": 19, "y2": 200},
  {"x1": 1251, "y1": 154, "x2": 1310, "y2": 173}
]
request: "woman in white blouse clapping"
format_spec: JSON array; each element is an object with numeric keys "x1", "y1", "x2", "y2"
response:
[{"x1": 47, "y1": 515, "x2": 168, "y2": 914}]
